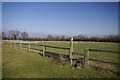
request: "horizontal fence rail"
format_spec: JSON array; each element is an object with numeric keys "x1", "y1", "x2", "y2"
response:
[
  {"x1": 89, "y1": 58, "x2": 120, "y2": 66},
  {"x1": 88, "y1": 48, "x2": 120, "y2": 66},
  {"x1": 89, "y1": 49, "x2": 119, "y2": 54},
  {"x1": 45, "y1": 45, "x2": 70, "y2": 50},
  {"x1": 34, "y1": 44, "x2": 70, "y2": 50}
]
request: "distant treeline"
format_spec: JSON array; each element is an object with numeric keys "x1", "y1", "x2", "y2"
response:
[{"x1": 2, "y1": 31, "x2": 120, "y2": 43}]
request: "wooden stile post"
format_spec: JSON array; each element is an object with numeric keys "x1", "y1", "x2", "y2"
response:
[
  {"x1": 14, "y1": 42, "x2": 15, "y2": 48},
  {"x1": 43, "y1": 45, "x2": 45, "y2": 56},
  {"x1": 20, "y1": 42, "x2": 22, "y2": 50},
  {"x1": 10, "y1": 42, "x2": 12, "y2": 47},
  {"x1": 45, "y1": 46, "x2": 46, "y2": 50},
  {"x1": 28, "y1": 43, "x2": 30, "y2": 52},
  {"x1": 19, "y1": 42, "x2": 20, "y2": 48},
  {"x1": 10, "y1": 42, "x2": 13, "y2": 47},
  {"x1": 84, "y1": 48, "x2": 89, "y2": 68},
  {"x1": 70, "y1": 38, "x2": 73, "y2": 65}
]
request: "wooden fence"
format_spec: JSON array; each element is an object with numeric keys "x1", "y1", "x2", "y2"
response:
[
  {"x1": 85, "y1": 48, "x2": 120, "y2": 68},
  {"x1": 3, "y1": 39, "x2": 120, "y2": 69},
  {"x1": 5, "y1": 39, "x2": 74, "y2": 66}
]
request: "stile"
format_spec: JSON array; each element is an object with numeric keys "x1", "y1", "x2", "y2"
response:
[
  {"x1": 70, "y1": 38, "x2": 73, "y2": 65},
  {"x1": 84, "y1": 48, "x2": 89, "y2": 68}
]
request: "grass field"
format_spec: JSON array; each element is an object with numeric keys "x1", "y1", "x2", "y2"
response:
[{"x1": 2, "y1": 42, "x2": 119, "y2": 78}]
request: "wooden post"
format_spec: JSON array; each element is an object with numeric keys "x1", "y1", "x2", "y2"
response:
[
  {"x1": 20, "y1": 42, "x2": 22, "y2": 49},
  {"x1": 70, "y1": 38, "x2": 73, "y2": 65},
  {"x1": 14, "y1": 42, "x2": 15, "y2": 48},
  {"x1": 28, "y1": 43, "x2": 30, "y2": 52},
  {"x1": 9, "y1": 42, "x2": 10, "y2": 46},
  {"x1": 43, "y1": 45, "x2": 45, "y2": 56},
  {"x1": 45, "y1": 46, "x2": 46, "y2": 50},
  {"x1": 10, "y1": 42, "x2": 12, "y2": 47},
  {"x1": 84, "y1": 48, "x2": 89, "y2": 68}
]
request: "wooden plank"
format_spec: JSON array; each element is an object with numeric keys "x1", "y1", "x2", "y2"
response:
[
  {"x1": 33, "y1": 44, "x2": 43, "y2": 46},
  {"x1": 89, "y1": 49, "x2": 119, "y2": 54},
  {"x1": 34, "y1": 44, "x2": 70, "y2": 50},
  {"x1": 45, "y1": 45, "x2": 70, "y2": 50},
  {"x1": 89, "y1": 58, "x2": 120, "y2": 66}
]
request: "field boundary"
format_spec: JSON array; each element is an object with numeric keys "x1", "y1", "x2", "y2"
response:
[
  {"x1": 2, "y1": 40, "x2": 120, "y2": 69},
  {"x1": 87, "y1": 48, "x2": 120, "y2": 66}
]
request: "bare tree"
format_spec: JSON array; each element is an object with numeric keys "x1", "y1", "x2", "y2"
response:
[
  {"x1": 9, "y1": 31, "x2": 20, "y2": 40},
  {"x1": 78, "y1": 34, "x2": 86, "y2": 38},
  {"x1": 21, "y1": 31, "x2": 29, "y2": 39},
  {"x1": 47, "y1": 35, "x2": 53, "y2": 39},
  {"x1": 61, "y1": 35, "x2": 65, "y2": 40}
]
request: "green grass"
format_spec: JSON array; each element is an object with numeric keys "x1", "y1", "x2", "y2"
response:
[{"x1": 2, "y1": 42, "x2": 119, "y2": 78}]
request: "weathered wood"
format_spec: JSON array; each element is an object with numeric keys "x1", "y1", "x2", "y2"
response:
[
  {"x1": 9, "y1": 42, "x2": 11, "y2": 47},
  {"x1": 89, "y1": 58, "x2": 120, "y2": 66},
  {"x1": 20, "y1": 43, "x2": 22, "y2": 50},
  {"x1": 45, "y1": 46, "x2": 46, "y2": 50},
  {"x1": 84, "y1": 48, "x2": 89, "y2": 68},
  {"x1": 35, "y1": 44, "x2": 70, "y2": 50},
  {"x1": 43, "y1": 45, "x2": 45, "y2": 56},
  {"x1": 89, "y1": 49, "x2": 119, "y2": 54},
  {"x1": 14, "y1": 42, "x2": 16, "y2": 48},
  {"x1": 10, "y1": 42, "x2": 12, "y2": 47},
  {"x1": 5, "y1": 41, "x2": 120, "y2": 68},
  {"x1": 46, "y1": 45, "x2": 70, "y2": 50},
  {"x1": 28, "y1": 43, "x2": 30, "y2": 52},
  {"x1": 70, "y1": 38, "x2": 73, "y2": 65}
]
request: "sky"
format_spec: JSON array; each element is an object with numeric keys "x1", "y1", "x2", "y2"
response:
[{"x1": 2, "y1": 2, "x2": 118, "y2": 37}]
